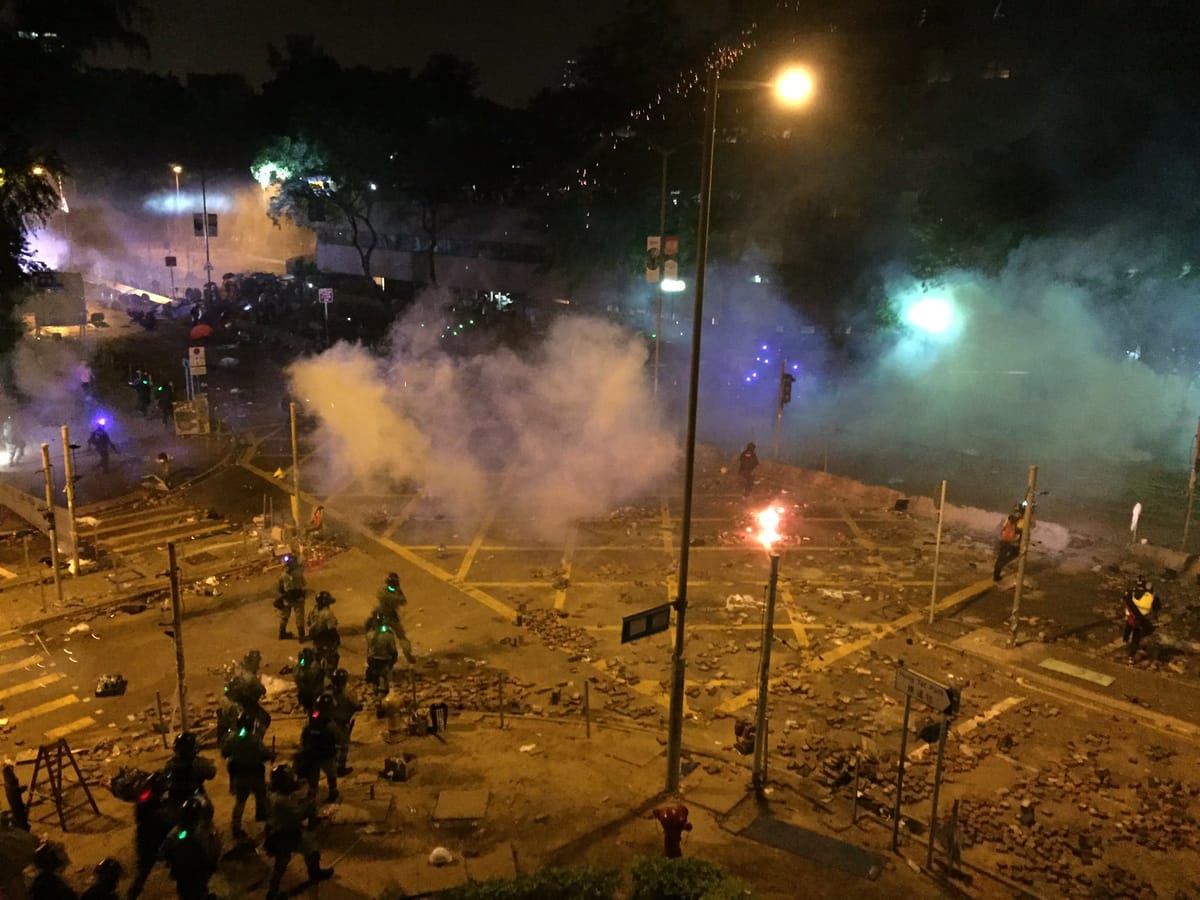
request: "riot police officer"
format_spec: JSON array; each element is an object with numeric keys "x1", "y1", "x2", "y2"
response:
[
  {"x1": 276, "y1": 555, "x2": 307, "y2": 640},
  {"x1": 296, "y1": 694, "x2": 339, "y2": 803},
  {"x1": 264, "y1": 764, "x2": 334, "y2": 900},
  {"x1": 159, "y1": 797, "x2": 220, "y2": 900},
  {"x1": 307, "y1": 591, "x2": 340, "y2": 671},
  {"x1": 161, "y1": 732, "x2": 217, "y2": 814},
  {"x1": 368, "y1": 571, "x2": 406, "y2": 631},
  {"x1": 293, "y1": 647, "x2": 324, "y2": 714},
  {"x1": 221, "y1": 711, "x2": 274, "y2": 839},
  {"x1": 126, "y1": 772, "x2": 171, "y2": 899},
  {"x1": 327, "y1": 668, "x2": 362, "y2": 775}
]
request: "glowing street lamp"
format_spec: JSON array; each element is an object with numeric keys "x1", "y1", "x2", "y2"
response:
[
  {"x1": 666, "y1": 64, "x2": 816, "y2": 793},
  {"x1": 32, "y1": 164, "x2": 69, "y2": 213}
]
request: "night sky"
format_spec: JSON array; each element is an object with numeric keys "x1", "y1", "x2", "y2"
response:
[{"x1": 94, "y1": 0, "x2": 628, "y2": 106}]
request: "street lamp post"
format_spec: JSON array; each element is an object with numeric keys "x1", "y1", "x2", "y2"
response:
[
  {"x1": 665, "y1": 65, "x2": 814, "y2": 794},
  {"x1": 652, "y1": 144, "x2": 682, "y2": 400},
  {"x1": 200, "y1": 168, "x2": 213, "y2": 290}
]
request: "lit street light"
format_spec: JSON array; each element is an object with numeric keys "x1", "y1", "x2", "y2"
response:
[
  {"x1": 665, "y1": 63, "x2": 815, "y2": 793},
  {"x1": 31, "y1": 164, "x2": 69, "y2": 213}
]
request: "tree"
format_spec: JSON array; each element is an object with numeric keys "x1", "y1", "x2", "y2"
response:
[{"x1": 252, "y1": 134, "x2": 386, "y2": 282}]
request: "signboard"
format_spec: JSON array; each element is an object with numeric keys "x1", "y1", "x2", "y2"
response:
[
  {"x1": 173, "y1": 396, "x2": 211, "y2": 435},
  {"x1": 664, "y1": 259, "x2": 679, "y2": 280},
  {"x1": 621, "y1": 603, "x2": 671, "y2": 644},
  {"x1": 318, "y1": 288, "x2": 334, "y2": 304},
  {"x1": 193, "y1": 213, "x2": 218, "y2": 237},
  {"x1": 894, "y1": 666, "x2": 959, "y2": 715},
  {"x1": 645, "y1": 235, "x2": 661, "y2": 284},
  {"x1": 664, "y1": 235, "x2": 679, "y2": 257},
  {"x1": 188, "y1": 346, "x2": 207, "y2": 375},
  {"x1": 165, "y1": 256, "x2": 177, "y2": 268}
]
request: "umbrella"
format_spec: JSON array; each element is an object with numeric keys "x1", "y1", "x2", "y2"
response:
[{"x1": 190, "y1": 324, "x2": 214, "y2": 340}]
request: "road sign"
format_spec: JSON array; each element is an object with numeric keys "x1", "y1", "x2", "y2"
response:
[
  {"x1": 621, "y1": 603, "x2": 671, "y2": 643},
  {"x1": 894, "y1": 666, "x2": 959, "y2": 715},
  {"x1": 173, "y1": 396, "x2": 211, "y2": 435},
  {"x1": 188, "y1": 346, "x2": 207, "y2": 375},
  {"x1": 165, "y1": 256, "x2": 177, "y2": 268},
  {"x1": 193, "y1": 213, "x2": 217, "y2": 237},
  {"x1": 318, "y1": 288, "x2": 334, "y2": 304}
]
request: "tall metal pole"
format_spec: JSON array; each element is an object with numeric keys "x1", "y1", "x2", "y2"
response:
[
  {"x1": 200, "y1": 168, "x2": 213, "y2": 288},
  {"x1": 928, "y1": 479, "x2": 947, "y2": 624},
  {"x1": 666, "y1": 67, "x2": 720, "y2": 794},
  {"x1": 752, "y1": 552, "x2": 781, "y2": 795},
  {"x1": 1008, "y1": 465, "x2": 1038, "y2": 647},
  {"x1": 289, "y1": 402, "x2": 302, "y2": 529},
  {"x1": 653, "y1": 148, "x2": 671, "y2": 400},
  {"x1": 39, "y1": 444, "x2": 64, "y2": 611},
  {"x1": 167, "y1": 542, "x2": 188, "y2": 731},
  {"x1": 891, "y1": 694, "x2": 912, "y2": 851},
  {"x1": 1183, "y1": 417, "x2": 1200, "y2": 550},
  {"x1": 926, "y1": 713, "x2": 950, "y2": 869},
  {"x1": 60, "y1": 426, "x2": 80, "y2": 577}
]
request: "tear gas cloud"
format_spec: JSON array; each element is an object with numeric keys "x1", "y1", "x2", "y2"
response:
[
  {"x1": 696, "y1": 227, "x2": 1200, "y2": 476},
  {"x1": 288, "y1": 294, "x2": 679, "y2": 538}
]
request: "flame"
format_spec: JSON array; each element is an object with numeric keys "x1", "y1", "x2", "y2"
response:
[{"x1": 751, "y1": 505, "x2": 785, "y2": 550}]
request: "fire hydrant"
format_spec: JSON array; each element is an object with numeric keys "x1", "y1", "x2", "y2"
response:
[{"x1": 652, "y1": 803, "x2": 692, "y2": 858}]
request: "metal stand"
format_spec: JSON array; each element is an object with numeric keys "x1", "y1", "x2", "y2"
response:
[{"x1": 26, "y1": 739, "x2": 99, "y2": 830}]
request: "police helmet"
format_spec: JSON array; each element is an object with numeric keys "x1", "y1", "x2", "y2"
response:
[
  {"x1": 284, "y1": 554, "x2": 301, "y2": 570},
  {"x1": 386, "y1": 572, "x2": 400, "y2": 590},
  {"x1": 143, "y1": 770, "x2": 167, "y2": 796},
  {"x1": 270, "y1": 764, "x2": 299, "y2": 793},
  {"x1": 316, "y1": 590, "x2": 335, "y2": 607},
  {"x1": 173, "y1": 731, "x2": 198, "y2": 758},
  {"x1": 330, "y1": 667, "x2": 349, "y2": 688},
  {"x1": 34, "y1": 841, "x2": 68, "y2": 871},
  {"x1": 94, "y1": 857, "x2": 123, "y2": 884},
  {"x1": 243, "y1": 649, "x2": 262, "y2": 669},
  {"x1": 235, "y1": 711, "x2": 257, "y2": 734},
  {"x1": 298, "y1": 647, "x2": 315, "y2": 665},
  {"x1": 313, "y1": 692, "x2": 335, "y2": 715}
]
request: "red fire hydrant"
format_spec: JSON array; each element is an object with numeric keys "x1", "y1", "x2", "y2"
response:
[{"x1": 652, "y1": 803, "x2": 692, "y2": 858}]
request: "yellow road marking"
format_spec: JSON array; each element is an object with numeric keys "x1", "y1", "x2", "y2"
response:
[
  {"x1": 715, "y1": 578, "x2": 994, "y2": 714},
  {"x1": 589, "y1": 622, "x2": 828, "y2": 632},
  {"x1": 0, "y1": 673, "x2": 64, "y2": 702},
  {"x1": 839, "y1": 507, "x2": 876, "y2": 549},
  {"x1": 0, "y1": 655, "x2": 44, "y2": 676},
  {"x1": 0, "y1": 637, "x2": 29, "y2": 653},
  {"x1": 44, "y1": 717, "x2": 96, "y2": 740},
  {"x1": 242, "y1": 460, "x2": 518, "y2": 621},
  {"x1": 553, "y1": 524, "x2": 578, "y2": 611},
  {"x1": 781, "y1": 581, "x2": 809, "y2": 648},
  {"x1": 908, "y1": 696, "x2": 1025, "y2": 761},
  {"x1": 6, "y1": 693, "x2": 79, "y2": 724}
]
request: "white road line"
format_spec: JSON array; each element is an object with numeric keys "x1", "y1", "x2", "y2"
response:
[
  {"x1": 908, "y1": 695, "x2": 1026, "y2": 761},
  {"x1": 0, "y1": 655, "x2": 44, "y2": 676},
  {"x1": 5, "y1": 693, "x2": 80, "y2": 724},
  {"x1": 0, "y1": 673, "x2": 65, "y2": 702},
  {"x1": 44, "y1": 717, "x2": 96, "y2": 740}
]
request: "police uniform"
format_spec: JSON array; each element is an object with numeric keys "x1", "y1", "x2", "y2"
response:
[
  {"x1": 307, "y1": 597, "x2": 340, "y2": 672},
  {"x1": 293, "y1": 649, "x2": 325, "y2": 713},
  {"x1": 222, "y1": 721, "x2": 273, "y2": 837},
  {"x1": 161, "y1": 733, "x2": 217, "y2": 813},
  {"x1": 328, "y1": 676, "x2": 362, "y2": 774},
  {"x1": 159, "y1": 801, "x2": 220, "y2": 900},
  {"x1": 126, "y1": 774, "x2": 171, "y2": 899},
  {"x1": 297, "y1": 699, "x2": 339, "y2": 802},
  {"x1": 264, "y1": 767, "x2": 333, "y2": 900},
  {"x1": 276, "y1": 560, "x2": 307, "y2": 640}
]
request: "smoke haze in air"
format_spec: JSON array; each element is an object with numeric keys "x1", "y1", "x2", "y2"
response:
[{"x1": 288, "y1": 293, "x2": 679, "y2": 538}]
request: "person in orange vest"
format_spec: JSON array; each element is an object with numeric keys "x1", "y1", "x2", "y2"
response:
[{"x1": 992, "y1": 509, "x2": 1023, "y2": 582}]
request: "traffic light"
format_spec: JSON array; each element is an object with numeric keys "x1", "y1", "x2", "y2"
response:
[{"x1": 780, "y1": 373, "x2": 795, "y2": 405}]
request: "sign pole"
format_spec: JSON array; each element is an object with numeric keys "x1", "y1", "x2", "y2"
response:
[
  {"x1": 60, "y1": 426, "x2": 80, "y2": 577},
  {"x1": 1183, "y1": 417, "x2": 1200, "y2": 550},
  {"x1": 40, "y1": 444, "x2": 64, "y2": 611},
  {"x1": 891, "y1": 693, "x2": 912, "y2": 851},
  {"x1": 167, "y1": 542, "x2": 188, "y2": 731},
  {"x1": 929, "y1": 479, "x2": 947, "y2": 624},
  {"x1": 289, "y1": 402, "x2": 302, "y2": 530},
  {"x1": 927, "y1": 713, "x2": 950, "y2": 869},
  {"x1": 752, "y1": 552, "x2": 782, "y2": 796}
]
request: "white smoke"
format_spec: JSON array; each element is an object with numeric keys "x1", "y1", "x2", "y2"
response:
[{"x1": 288, "y1": 294, "x2": 679, "y2": 538}]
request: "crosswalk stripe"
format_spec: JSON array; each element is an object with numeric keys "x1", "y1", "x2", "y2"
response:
[
  {"x1": 44, "y1": 717, "x2": 96, "y2": 740},
  {"x1": 5, "y1": 694, "x2": 79, "y2": 724},
  {"x1": 0, "y1": 637, "x2": 29, "y2": 653},
  {"x1": 0, "y1": 673, "x2": 64, "y2": 702},
  {"x1": 0, "y1": 654, "x2": 43, "y2": 676}
]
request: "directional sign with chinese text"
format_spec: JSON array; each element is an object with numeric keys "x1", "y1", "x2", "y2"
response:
[
  {"x1": 894, "y1": 666, "x2": 959, "y2": 715},
  {"x1": 188, "y1": 346, "x2": 207, "y2": 375},
  {"x1": 318, "y1": 288, "x2": 334, "y2": 304},
  {"x1": 621, "y1": 603, "x2": 671, "y2": 643}
]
